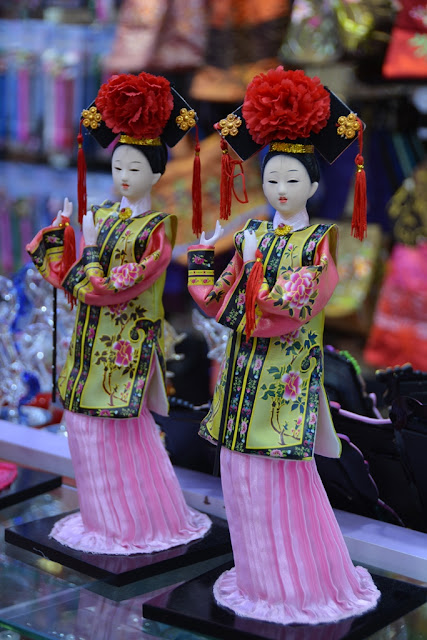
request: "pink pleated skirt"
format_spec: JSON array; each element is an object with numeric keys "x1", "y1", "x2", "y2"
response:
[
  {"x1": 215, "y1": 448, "x2": 380, "y2": 625},
  {"x1": 50, "y1": 409, "x2": 211, "y2": 555}
]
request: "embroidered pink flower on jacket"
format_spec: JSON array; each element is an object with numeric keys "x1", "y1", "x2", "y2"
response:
[
  {"x1": 237, "y1": 355, "x2": 246, "y2": 368},
  {"x1": 147, "y1": 328, "x2": 156, "y2": 341},
  {"x1": 279, "y1": 329, "x2": 300, "y2": 347},
  {"x1": 113, "y1": 339, "x2": 134, "y2": 366},
  {"x1": 284, "y1": 270, "x2": 315, "y2": 311},
  {"x1": 237, "y1": 292, "x2": 246, "y2": 307},
  {"x1": 282, "y1": 371, "x2": 301, "y2": 400},
  {"x1": 108, "y1": 301, "x2": 128, "y2": 315},
  {"x1": 110, "y1": 263, "x2": 141, "y2": 289},
  {"x1": 253, "y1": 357, "x2": 263, "y2": 371}
]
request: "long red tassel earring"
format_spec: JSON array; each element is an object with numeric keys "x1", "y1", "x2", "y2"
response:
[
  {"x1": 77, "y1": 121, "x2": 87, "y2": 228},
  {"x1": 192, "y1": 125, "x2": 202, "y2": 236},
  {"x1": 219, "y1": 137, "x2": 233, "y2": 221},
  {"x1": 351, "y1": 118, "x2": 367, "y2": 241}
]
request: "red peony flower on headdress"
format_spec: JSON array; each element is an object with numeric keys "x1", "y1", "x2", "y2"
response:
[
  {"x1": 242, "y1": 67, "x2": 331, "y2": 145},
  {"x1": 95, "y1": 72, "x2": 174, "y2": 140}
]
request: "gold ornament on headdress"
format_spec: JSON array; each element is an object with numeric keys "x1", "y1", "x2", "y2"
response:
[
  {"x1": 119, "y1": 134, "x2": 162, "y2": 146},
  {"x1": 270, "y1": 142, "x2": 314, "y2": 154},
  {"x1": 336, "y1": 113, "x2": 360, "y2": 139},
  {"x1": 81, "y1": 106, "x2": 102, "y2": 130},
  {"x1": 176, "y1": 108, "x2": 196, "y2": 131},
  {"x1": 218, "y1": 113, "x2": 242, "y2": 137}
]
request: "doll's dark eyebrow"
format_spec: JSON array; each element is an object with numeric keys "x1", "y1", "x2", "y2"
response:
[{"x1": 268, "y1": 169, "x2": 299, "y2": 175}]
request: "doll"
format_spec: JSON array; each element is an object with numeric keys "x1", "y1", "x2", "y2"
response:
[
  {"x1": 187, "y1": 68, "x2": 380, "y2": 625},
  {"x1": 27, "y1": 72, "x2": 211, "y2": 555}
]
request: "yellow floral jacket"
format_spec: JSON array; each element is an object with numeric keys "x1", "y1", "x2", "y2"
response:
[
  {"x1": 28, "y1": 202, "x2": 176, "y2": 418},
  {"x1": 188, "y1": 220, "x2": 341, "y2": 460}
]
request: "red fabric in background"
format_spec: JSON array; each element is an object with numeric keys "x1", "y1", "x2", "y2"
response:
[
  {"x1": 0, "y1": 462, "x2": 18, "y2": 491},
  {"x1": 383, "y1": 1, "x2": 427, "y2": 78}
]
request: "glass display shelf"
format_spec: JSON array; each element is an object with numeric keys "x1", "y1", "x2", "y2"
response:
[{"x1": 0, "y1": 485, "x2": 426, "y2": 640}]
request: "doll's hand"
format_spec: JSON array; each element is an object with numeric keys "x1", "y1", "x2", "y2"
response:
[
  {"x1": 53, "y1": 197, "x2": 73, "y2": 227},
  {"x1": 82, "y1": 210, "x2": 99, "y2": 246},
  {"x1": 243, "y1": 229, "x2": 258, "y2": 262},
  {"x1": 199, "y1": 220, "x2": 224, "y2": 247}
]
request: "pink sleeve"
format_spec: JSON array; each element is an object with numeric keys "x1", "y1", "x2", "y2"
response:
[
  {"x1": 64, "y1": 224, "x2": 171, "y2": 307},
  {"x1": 252, "y1": 233, "x2": 339, "y2": 338}
]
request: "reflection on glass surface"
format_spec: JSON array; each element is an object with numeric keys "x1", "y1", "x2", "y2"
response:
[{"x1": 0, "y1": 485, "x2": 426, "y2": 639}]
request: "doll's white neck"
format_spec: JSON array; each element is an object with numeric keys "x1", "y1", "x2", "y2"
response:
[
  {"x1": 121, "y1": 195, "x2": 152, "y2": 217},
  {"x1": 273, "y1": 209, "x2": 309, "y2": 232}
]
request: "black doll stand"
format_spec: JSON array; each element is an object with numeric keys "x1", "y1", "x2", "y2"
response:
[
  {"x1": 143, "y1": 560, "x2": 427, "y2": 640},
  {"x1": 4, "y1": 511, "x2": 231, "y2": 586}
]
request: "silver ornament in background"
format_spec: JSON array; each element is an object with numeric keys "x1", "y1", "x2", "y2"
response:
[{"x1": 192, "y1": 309, "x2": 230, "y2": 364}]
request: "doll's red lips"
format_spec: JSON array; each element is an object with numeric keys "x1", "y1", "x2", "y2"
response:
[{"x1": 279, "y1": 197, "x2": 287, "y2": 202}]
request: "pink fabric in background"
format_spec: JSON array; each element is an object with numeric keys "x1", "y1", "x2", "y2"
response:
[
  {"x1": 0, "y1": 462, "x2": 18, "y2": 491},
  {"x1": 50, "y1": 409, "x2": 211, "y2": 554},
  {"x1": 215, "y1": 448, "x2": 380, "y2": 625},
  {"x1": 364, "y1": 242, "x2": 427, "y2": 371}
]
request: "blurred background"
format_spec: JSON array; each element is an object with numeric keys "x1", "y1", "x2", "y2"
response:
[{"x1": 0, "y1": 0, "x2": 426, "y2": 416}]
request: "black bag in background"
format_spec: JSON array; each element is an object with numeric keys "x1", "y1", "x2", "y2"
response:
[{"x1": 319, "y1": 347, "x2": 407, "y2": 527}]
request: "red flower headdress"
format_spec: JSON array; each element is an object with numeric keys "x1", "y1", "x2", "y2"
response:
[
  {"x1": 95, "y1": 72, "x2": 174, "y2": 141},
  {"x1": 242, "y1": 68, "x2": 331, "y2": 145}
]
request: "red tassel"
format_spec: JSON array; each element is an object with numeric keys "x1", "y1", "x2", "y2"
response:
[
  {"x1": 59, "y1": 221, "x2": 76, "y2": 280},
  {"x1": 351, "y1": 118, "x2": 367, "y2": 241},
  {"x1": 77, "y1": 123, "x2": 87, "y2": 228},
  {"x1": 219, "y1": 138, "x2": 233, "y2": 221},
  {"x1": 192, "y1": 125, "x2": 203, "y2": 236},
  {"x1": 245, "y1": 249, "x2": 264, "y2": 340}
]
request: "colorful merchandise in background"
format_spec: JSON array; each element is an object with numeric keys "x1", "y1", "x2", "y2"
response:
[{"x1": 0, "y1": 19, "x2": 114, "y2": 159}]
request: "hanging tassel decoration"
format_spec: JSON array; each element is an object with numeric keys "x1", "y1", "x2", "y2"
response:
[
  {"x1": 245, "y1": 249, "x2": 264, "y2": 341},
  {"x1": 59, "y1": 220, "x2": 76, "y2": 280},
  {"x1": 351, "y1": 117, "x2": 367, "y2": 241},
  {"x1": 219, "y1": 137, "x2": 233, "y2": 221},
  {"x1": 218, "y1": 136, "x2": 249, "y2": 221},
  {"x1": 58, "y1": 217, "x2": 77, "y2": 307},
  {"x1": 192, "y1": 125, "x2": 203, "y2": 236},
  {"x1": 77, "y1": 122, "x2": 87, "y2": 227}
]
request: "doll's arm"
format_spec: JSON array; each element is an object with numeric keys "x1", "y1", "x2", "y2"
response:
[
  {"x1": 188, "y1": 220, "x2": 238, "y2": 317},
  {"x1": 188, "y1": 246, "x2": 245, "y2": 318},
  {"x1": 253, "y1": 230, "x2": 339, "y2": 338},
  {"x1": 188, "y1": 223, "x2": 269, "y2": 331},
  {"x1": 62, "y1": 222, "x2": 171, "y2": 306},
  {"x1": 26, "y1": 198, "x2": 74, "y2": 288}
]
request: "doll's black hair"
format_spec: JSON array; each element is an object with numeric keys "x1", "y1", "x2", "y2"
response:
[
  {"x1": 112, "y1": 141, "x2": 168, "y2": 175},
  {"x1": 261, "y1": 150, "x2": 320, "y2": 184}
]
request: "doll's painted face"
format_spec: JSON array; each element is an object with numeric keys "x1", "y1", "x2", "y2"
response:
[
  {"x1": 112, "y1": 145, "x2": 161, "y2": 203},
  {"x1": 262, "y1": 155, "x2": 319, "y2": 219}
]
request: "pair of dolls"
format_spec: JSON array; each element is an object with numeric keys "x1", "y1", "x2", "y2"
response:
[{"x1": 28, "y1": 68, "x2": 380, "y2": 625}]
